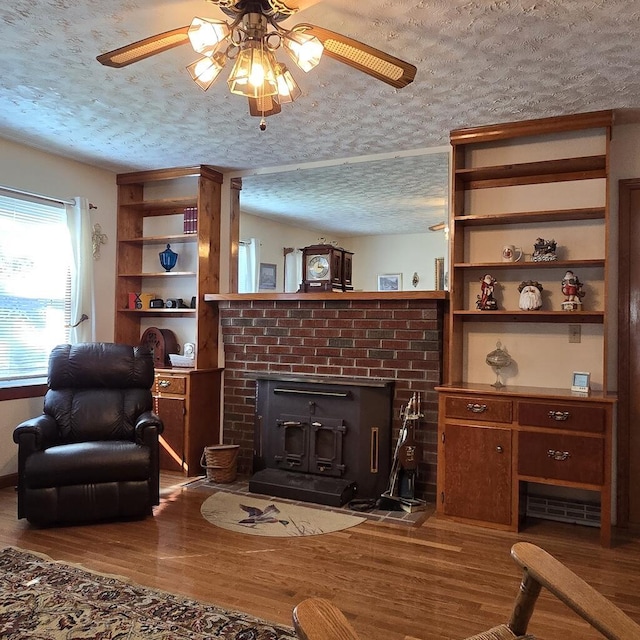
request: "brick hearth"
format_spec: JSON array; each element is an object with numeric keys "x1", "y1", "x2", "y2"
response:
[{"x1": 218, "y1": 297, "x2": 445, "y2": 502}]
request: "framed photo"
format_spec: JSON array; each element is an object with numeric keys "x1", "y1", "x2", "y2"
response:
[
  {"x1": 377, "y1": 274, "x2": 402, "y2": 291},
  {"x1": 571, "y1": 371, "x2": 591, "y2": 393},
  {"x1": 259, "y1": 263, "x2": 277, "y2": 290}
]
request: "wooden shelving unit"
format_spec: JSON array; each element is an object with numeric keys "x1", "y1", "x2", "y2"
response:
[
  {"x1": 437, "y1": 111, "x2": 616, "y2": 546},
  {"x1": 115, "y1": 165, "x2": 224, "y2": 474}
]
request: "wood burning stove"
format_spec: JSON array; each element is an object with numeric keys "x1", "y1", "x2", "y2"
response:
[{"x1": 249, "y1": 375, "x2": 393, "y2": 506}]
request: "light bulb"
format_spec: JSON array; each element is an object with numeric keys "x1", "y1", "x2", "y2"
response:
[
  {"x1": 188, "y1": 17, "x2": 230, "y2": 56},
  {"x1": 228, "y1": 42, "x2": 278, "y2": 98},
  {"x1": 187, "y1": 52, "x2": 226, "y2": 91},
  {"x1": 274, "y1": 63, "x2": 301, "y2": 103},
  {"x1": 283, "y1": 30, "x2": 323, "y2": 72}
]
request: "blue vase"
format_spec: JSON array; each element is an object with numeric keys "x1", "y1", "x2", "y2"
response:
[{"x1": 159, "y1": 244, "x2": 178, "y2": 271}]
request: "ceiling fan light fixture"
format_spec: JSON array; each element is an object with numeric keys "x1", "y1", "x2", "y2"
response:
[
  {"x1": 227, "y1": 41, "x2": 278, "y2": 98},
  {"x1": 283, "y1": 29, "x2": 323, "y2": 72},
  {"x1": 248, "y1": 94, "x2": 282, "y2": 117},
  {"x1": 274, "y1": 63, "x2": 301, "y2": 103},
  {"x1": 188, "y1": 17, "x2": 230, "y2": 56},
  {"x1": 187, "y1": 52, "x2": 226, "y2": 91}
]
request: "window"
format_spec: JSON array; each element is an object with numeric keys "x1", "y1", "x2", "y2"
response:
[
  {"x1": 0, "y1": 194, "x2": 72, "y2": 381},
  {"x1": 238, "y1": 238, "x2": 259, "y2": 293}
]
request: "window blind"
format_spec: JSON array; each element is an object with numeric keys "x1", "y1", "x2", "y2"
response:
[{"x1": 0, "y1": 194, "x2": 72, "y2": 381}]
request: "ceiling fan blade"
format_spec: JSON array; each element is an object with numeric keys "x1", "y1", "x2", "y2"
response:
[
  {"x1": 294, "y1": 24, "x2": 416, "y2": 88},
  {"x1": 97, "y1": 26, "x2": 191, "y2": 68}
]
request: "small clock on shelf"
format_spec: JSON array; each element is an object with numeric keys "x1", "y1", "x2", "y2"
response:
[
  {"x1": 299, "y1": 243, "x2": 353, "y2": 292},
  {"x1": 140, "y1": 327, "x2": 179, "y2": 368}
]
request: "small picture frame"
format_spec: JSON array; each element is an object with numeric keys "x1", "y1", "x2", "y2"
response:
[
  {"x1": 571, "y1": 371, "x2": 591, "y2": 394},
  {"x1": 378, "y1": 274, "x2": 402, "y2": 291},
  {"x1": 258, "y1": 262, "x2": 277, "y2": 290}
]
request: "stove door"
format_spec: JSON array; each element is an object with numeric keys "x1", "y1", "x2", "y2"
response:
[
  {"x1": 274, "y1": 414, "x2": 310, "y2": 473},
  {"x1": 309, "y1": 417, "x2": 346, "y2": 478}
]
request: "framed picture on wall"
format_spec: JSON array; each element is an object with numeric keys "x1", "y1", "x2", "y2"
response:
[
  {"x1": 377, "y1": 274, "x2": 402, "y2": 291},
  {"x1": 259, "y1": 263, "x2": 277, "y2": 289}
]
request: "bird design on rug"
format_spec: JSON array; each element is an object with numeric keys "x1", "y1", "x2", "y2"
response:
[{"x1": 238, "y1": 503, "x2": 289, "y2": 527}]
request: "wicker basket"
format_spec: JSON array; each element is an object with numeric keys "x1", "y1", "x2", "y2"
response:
[{"x1": 200, "y1": 444, "x2": 240, "y2": 483}]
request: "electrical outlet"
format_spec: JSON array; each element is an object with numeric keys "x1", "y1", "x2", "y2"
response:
[{"x1": 569, "y1": 324, "x2": 581, "y2": 343}]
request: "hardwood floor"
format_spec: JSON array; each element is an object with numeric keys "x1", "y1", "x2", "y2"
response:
[{"x1": 1, "y1": 473, "x2": 640, "y2": 640}]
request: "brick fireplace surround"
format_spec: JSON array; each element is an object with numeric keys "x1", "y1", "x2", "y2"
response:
[{"x1": 215, "y1": 295, "x2": 446, "y2": 502}]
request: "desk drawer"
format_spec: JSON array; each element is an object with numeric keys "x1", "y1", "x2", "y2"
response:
[
  {"x1": 444, "y1": 396, "x2": 512, "y2": 424},
  {"x1": 518, "y1": 431, "x2": 603, "y2": 485},
  {"x1": 518, "y1": 401, "x2": 605, "y2": 433},
  {"x1": 155, "y1": 374, "x2": 187, "y2": 395}
]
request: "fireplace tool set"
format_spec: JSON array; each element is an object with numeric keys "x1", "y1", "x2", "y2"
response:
[{"x1": 380, "y1": 392, "x2": 427, "y2": 513}]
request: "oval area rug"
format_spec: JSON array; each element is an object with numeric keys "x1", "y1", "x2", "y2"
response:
[{"x1": 201, "y1": 492, "x2": 365, "y2": 537}]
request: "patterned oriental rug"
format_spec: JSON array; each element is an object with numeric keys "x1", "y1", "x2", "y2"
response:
[
  {"x1": 200, "y1": 492, "x2": 365, "y2": 537},
  {"x1": 0, "y1": 546, "x2": 297, "y2": 640}
]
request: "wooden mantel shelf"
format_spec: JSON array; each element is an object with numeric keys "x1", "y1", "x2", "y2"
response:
[{"x1": 204, "y1": 291, "x2": 449, "y2": 302}]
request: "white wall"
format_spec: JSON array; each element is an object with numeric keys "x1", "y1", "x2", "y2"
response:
[
  {"x1": 0, "y1": 138, "x2": 117, "y2": 476},
  {"x1": 346, "y1": 232, "x2": 446, "y2": 291},
  {"x1": 240, "y1": 213, "x2": 447, "y2": 292},
  {"x1": 240, "y1": 212, "x2": 349, "y2": 290}
]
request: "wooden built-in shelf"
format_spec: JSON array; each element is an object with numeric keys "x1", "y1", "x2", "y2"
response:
[
  {"x1": 454, "y1": 259, "x2": 604, "y2": 270},
  {"x1": 455, "y1": 155, "x2": 607, "y2": 189},
  {"x1": 117, "y1": 308, "x2": 196, "y2": 315},
  {"x1": 436, "y1": 381, "x2": 617, "y2": 402},
  {"x1": 119, "y1": 234, "x2": 196, "y2": 246},
  {"x1": 453, "y1": 310, "x2": 604, "y2": 323},
  {"x1": 118, "y1": 271, "x2": 197, "y2": 277},
  {"x1": 119, "y1": 198, "x2": 198, "y2": 217},
  {"x1": 453, "y1": 207, "x2": 606, "y2": 226}
]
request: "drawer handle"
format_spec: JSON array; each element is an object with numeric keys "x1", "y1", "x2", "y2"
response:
[
  {"x1": 547, "y1": 449, "x2": 571, "y2": 461},
  {"x1": 467, "y1": 403, "x2": 488, "y2": 413},
  {"x1": 548, "y1": 410, "x2": 570, "y2": 421},
  {"x1": 158, "y1": 380, "x2": 171, "y2": 388},
  {"x1": 496, "y1": 445, "x2": 504, "y2": 453}
]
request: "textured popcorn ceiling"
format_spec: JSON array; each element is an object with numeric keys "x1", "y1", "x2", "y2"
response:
[{"x1": 1, "y1": 0, "x2": 639, "y2": 235}]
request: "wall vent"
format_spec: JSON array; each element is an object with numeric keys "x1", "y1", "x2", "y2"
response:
[{"x1": 526, "y1": 494, "x2": 600, "y2": 528}]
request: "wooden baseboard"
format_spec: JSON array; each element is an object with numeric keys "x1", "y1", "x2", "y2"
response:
[{"x1": 0, "y1": 474, "x2": 17, "y2": 489}]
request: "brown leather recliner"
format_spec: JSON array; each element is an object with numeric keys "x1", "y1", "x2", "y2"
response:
[{"x1": 13, "y1": 342, "x2": 164, "y2": 526}]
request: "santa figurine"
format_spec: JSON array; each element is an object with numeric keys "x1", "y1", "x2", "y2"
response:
[
  {"x1": 561, "y1": 270, "x2": 585, "y2": 310},
  {"x1": 477, "y1": 274, "x2": 498, "y2": 310},
  {"x1": 518, "y1": 280, "x2": 543, "y2": 310}
]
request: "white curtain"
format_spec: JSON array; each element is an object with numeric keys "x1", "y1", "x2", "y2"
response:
[
  {"x1": 284, "y1": 249, "x2": 303, "y2": 292},
  {"x1": 65, "y1": 197, "x2": 96, "y2": 343},
  {"x1": 238, "y1": 238, "x2": 259, "y2": 293}
]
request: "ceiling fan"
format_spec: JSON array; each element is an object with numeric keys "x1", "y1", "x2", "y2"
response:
[{"x1": 97, "y1": 0, "x2": 417, "y2": 127}]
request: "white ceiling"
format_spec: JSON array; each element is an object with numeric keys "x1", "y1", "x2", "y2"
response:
[{"x1": 1, "y1": 0, "x2": 639, "y2": 235}]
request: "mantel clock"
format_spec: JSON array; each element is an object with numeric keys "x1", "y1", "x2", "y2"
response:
[
  {"x1": 140, "y1": 327, "x2": 179, "y2": 368},
  {"x1": 299, "y1": 244, "x2": 347, "y2": 292}
]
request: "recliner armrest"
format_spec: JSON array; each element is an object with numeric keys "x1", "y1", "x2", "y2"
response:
[
  {"x1": 135, "y1": 411, "x2": 164, "y2": 444},
  {"x1": 13, "y1": 415, "x2": 58, "y2": 452}
]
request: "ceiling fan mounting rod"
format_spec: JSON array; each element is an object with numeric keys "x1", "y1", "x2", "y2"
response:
[{"x1": 211, "y1": 0, "x2": 296, "y2": 23}]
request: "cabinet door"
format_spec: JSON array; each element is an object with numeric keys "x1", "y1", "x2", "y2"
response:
[
  {"x1": 157, "y1": 396, "x2": 186, "y2": 472},
  {"x1": 443, "y1": 423, "x2": 512, "y2": 525}
]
